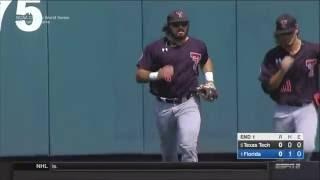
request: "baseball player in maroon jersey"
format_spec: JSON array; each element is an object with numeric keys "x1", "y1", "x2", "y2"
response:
[
  {"x1": 136, "y1": 10, "x2": 218, "y2": 162},
  {"x1": 259, "y1": 14, "x2": 320, "y2": 160}
]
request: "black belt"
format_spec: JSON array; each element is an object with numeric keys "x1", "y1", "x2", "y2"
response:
[
  {"x1": 157, "y1": 93, "x2": 194, "y2": 104},
  {"x1": 285, "y1": 101, "x2": 312, "y2": 107}
]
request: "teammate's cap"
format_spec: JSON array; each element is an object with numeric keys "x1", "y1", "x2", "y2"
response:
[
  {"x1": 275, "y1": 14, "x2": 297, "y2": 35},
  {"x1": 167, "y1": 10, "x2": 189, "y2": 23}
]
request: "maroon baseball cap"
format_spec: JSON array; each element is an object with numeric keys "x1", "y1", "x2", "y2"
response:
[
  {"x1": 275, "y1": 14, "x2": 297, "y2": 35},
  {"x1": 167, "y1": 10, "x2": 189, "y2": 23}
]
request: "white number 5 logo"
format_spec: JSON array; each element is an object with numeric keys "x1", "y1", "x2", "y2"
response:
[{"x1": 0, "y1": 0, "x2": 43, "y2": 32}]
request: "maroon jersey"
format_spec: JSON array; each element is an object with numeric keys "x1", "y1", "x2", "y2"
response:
[
  {"x1": 259, "y1": 41, "x2": 320, "y2": 106},
  {"x1": 137, "y1": 37, "x2": 209, "y2": 98}
]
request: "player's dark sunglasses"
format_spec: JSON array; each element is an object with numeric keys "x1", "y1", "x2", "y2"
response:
[
  {"x1": 170, "y1": 22, "x2": 189, "y2": 28},
  {"x1": 274, "y1": 31, "x2": 295, "y2": 38}
]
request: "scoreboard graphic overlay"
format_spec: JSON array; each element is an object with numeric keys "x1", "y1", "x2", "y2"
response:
[{"x1": 237, "y1": 133, "x2": 304, "y2": 159}]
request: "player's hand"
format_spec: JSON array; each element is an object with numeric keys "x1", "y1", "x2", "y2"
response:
[
  {"x1": 280, "y1": 56, "x2": 294, "y2": 73},
  {"x1": 158, "y1": 65, "x2": 174, "y2": 82}
]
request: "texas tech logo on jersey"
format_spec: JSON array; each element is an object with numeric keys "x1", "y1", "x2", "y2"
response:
[
  {"x1": 190, "y1": 52, "x2": 201, "y2": 64},
  {"x1": 190, "y1": 52, "x2": 201, "y2": 72},
  {"x1": 305, "y1": 59, "x2": 317, "y2": 77}
]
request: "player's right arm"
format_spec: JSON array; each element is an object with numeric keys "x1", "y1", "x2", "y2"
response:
[
  {"x1": 136, "y1": 66, "x2": 174, "y2": 83},
  {"x1": 136, "y1": 68, "x2": 152, "y2": 83},
  {"x1": 267, "y1": 56, "x2": 294, "y2": 91},
  {"x1": 259, "y1": 54, "x2": 294, "y2": 93},
  {"x1": 267, "y1": 69, "x2": 286, "y2": 91},
  {"x1": 136, "y1": 46, "x2": 173, "y2": 83},
  {"x1": 136, "y1": 46, "x2": 155, "y2": 83}
]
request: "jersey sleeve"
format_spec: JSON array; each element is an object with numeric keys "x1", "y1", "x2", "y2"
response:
[
  {"x1": 136, "y1": 46, "x2": 153, "y2": 70},
  {"x1": 199, "y1": 42, "x2": 209, "y2": 66},
  {"x1": 259, "y1": 53, "x2": 279, "y2": 94}
]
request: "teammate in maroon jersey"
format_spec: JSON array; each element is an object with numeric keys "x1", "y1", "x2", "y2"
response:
[{"x1": 259, "y1": 14, "x2": 320, "y2": 160}]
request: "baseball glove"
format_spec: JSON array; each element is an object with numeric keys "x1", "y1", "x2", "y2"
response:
[
  {"x1": 313, "y1": 91, "x2": 320, "y2": 108},
  {"x1": 196, "y1": 82, "x2": 218, "y2": 101}
]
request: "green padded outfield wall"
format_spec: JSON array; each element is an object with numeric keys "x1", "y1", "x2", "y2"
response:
[
  {"x1": 47, "y1": 1, "x2": 143, "y2": 155},
  {"x1": 0, "y1": 0, "x2": 319, "y2": 156},
  {"x1": 0, "y1": 1, "x2": 49, "y2": 156}
]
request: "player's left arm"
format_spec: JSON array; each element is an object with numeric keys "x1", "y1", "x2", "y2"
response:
[
  {"x1": 197, "y1": 43, "x2": 218, "y2": 101},
  {"x1": 201, "y1": 58, "x2": 214, "y2": 74},
  {"x1": 200, "y1": 58, "x2": 215, "y2": 87},
  {"x1": 199, "y1": 42, "x2": 215, "y2": 86}
]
